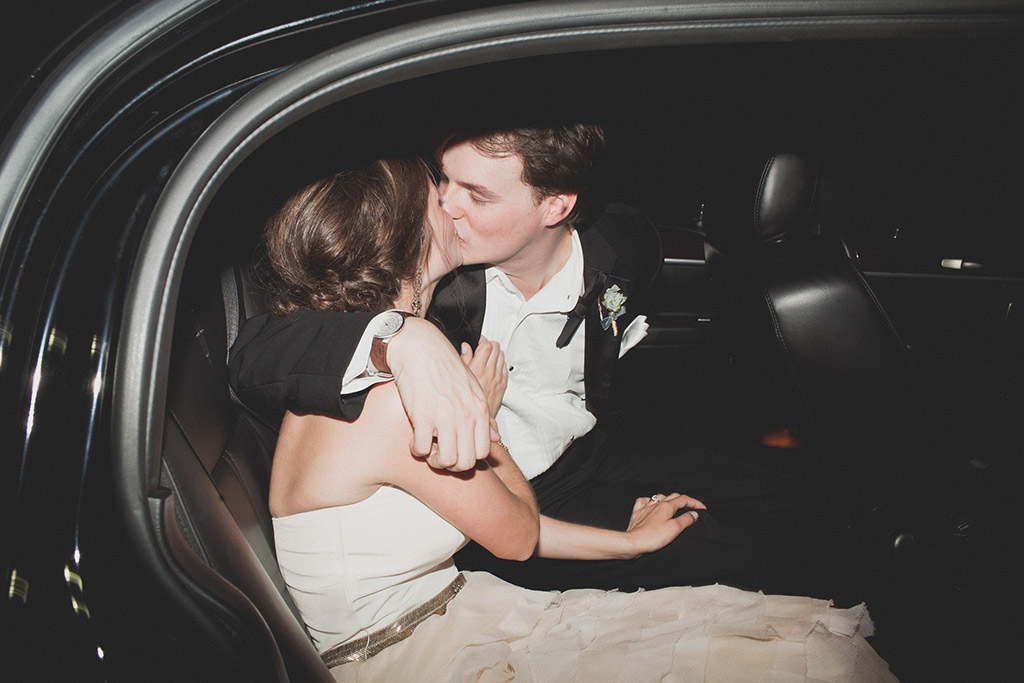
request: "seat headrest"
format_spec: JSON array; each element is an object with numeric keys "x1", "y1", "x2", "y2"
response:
[{"x1": 753, "y1": 153, "x2": 826, "y2": 244}]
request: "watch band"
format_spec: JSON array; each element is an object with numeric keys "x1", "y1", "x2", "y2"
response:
[
  {"x1": 368, "y1": 336, "x2": 392, "y2": 377},
  {"x1": 365, "y1": 310, "x2": 413, "y2": 378}
]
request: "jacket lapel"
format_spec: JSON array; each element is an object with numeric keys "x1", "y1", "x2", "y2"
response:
[
  {"x1": 427, "y1": 266, "x2": 486, "y2": 348},
  {"x1": 579, "y1": 227, "x2": 628, "y2": 412}
]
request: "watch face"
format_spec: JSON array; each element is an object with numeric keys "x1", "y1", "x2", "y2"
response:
[{"x1": 374, "y1": 310, "x2": 405, "y2": 338}]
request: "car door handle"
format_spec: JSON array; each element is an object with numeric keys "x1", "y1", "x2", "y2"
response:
[{"x1": 940, "y1": 258, "x2": 986, "y2": 271}]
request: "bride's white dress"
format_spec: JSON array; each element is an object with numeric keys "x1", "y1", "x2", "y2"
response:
[{"x1": 273, "y1": 485, "x2": 897, "y2": 682}]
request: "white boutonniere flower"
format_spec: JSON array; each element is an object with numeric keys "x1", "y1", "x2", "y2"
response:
[{"x1": 599, "y1": 284, "x2": 627, "y2": 336}]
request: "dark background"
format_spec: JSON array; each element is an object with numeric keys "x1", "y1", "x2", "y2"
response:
[{"x1": 1, "y1": 1, "x2": 128, "y2": 136}]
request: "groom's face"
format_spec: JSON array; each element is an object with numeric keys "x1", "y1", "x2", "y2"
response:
[{"x1": 437, "y1": 140, "x2": 559, "y2": 269}]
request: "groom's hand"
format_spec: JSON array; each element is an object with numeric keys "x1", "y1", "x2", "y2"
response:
[{"x1": 387, "y1": 317, "x2": 494, "y2": 471}]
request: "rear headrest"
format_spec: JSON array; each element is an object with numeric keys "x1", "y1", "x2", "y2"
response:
[
  {"x1": 222, "y1": 263, "x2": 269, "y2": 363},
  {"x1": 222, "y1": 262, "x2": 269, "y2": 409},
  {"x1": 753, "y1": 153, "x2": 829, "y2": 244},
  {"x1": 704, "y1": 152, "x2": 834, "y2": 259}
]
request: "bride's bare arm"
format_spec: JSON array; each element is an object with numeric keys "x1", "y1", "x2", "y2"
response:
[
  {"x1": 373, "y1": 383, "x2": 538, "y2": 561},
  {"x1": 456, "y1": 337, "x2": 703, "y2": 562},
  {"x1": 535, "y1": 493, "x2": 706, "y2": 560}
]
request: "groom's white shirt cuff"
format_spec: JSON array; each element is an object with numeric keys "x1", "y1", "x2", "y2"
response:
[{"x1": 340, "y1": 312, "x2": 392, "y2": 395}]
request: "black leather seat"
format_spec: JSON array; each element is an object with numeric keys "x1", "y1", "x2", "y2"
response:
[
  {"x1": 160, "y1": 263, "x2": 332, "y2": 682},
  {"x1": 701, "y1": 155, "x2": 1024, "y2": 683},
  {"x1": 703, "y1": 152, "x2": 926, "y2": 490}
]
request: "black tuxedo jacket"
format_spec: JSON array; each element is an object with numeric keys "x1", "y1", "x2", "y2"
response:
[{"x1": 228, "y1": 204, "x2": 661, "y2": 426}]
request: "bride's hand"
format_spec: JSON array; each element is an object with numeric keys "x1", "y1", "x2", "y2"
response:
[
  {"x1": 624, "y1": 493, "x2": 707, "y2": 556},
  {"x1": 460, "y1": 336, "x2": 507, "y2": 418}
]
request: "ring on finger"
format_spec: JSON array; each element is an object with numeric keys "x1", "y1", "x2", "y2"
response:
[{"x1": 650, "y1": 495, "x2": 660, "y2": 502}]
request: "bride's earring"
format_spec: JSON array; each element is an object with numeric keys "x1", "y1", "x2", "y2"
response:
[{"x1": 412, "y1": 267, "x2": 423, "y2": 317}]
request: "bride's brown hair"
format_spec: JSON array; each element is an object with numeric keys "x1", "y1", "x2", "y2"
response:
[{"x1": 263, "y1": 157, "x2": 433, "y2": 316}]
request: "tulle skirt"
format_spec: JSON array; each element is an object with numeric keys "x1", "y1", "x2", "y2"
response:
[{"x1": 330, "y1": 571, "x2": 896, "y2": 682}]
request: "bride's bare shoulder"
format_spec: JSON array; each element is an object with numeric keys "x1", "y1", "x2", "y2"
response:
[{"x1": 270, "y1": 383, "x2": 410, "y2": 515}]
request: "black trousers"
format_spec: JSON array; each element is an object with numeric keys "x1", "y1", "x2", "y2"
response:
[{"x1": 454, "y1": 411, "x2": 842, "y2": 595}]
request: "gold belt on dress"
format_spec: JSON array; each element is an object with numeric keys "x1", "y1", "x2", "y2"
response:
[{"x1": 320, "y1": 572, "x2": 467, "y2": 668}]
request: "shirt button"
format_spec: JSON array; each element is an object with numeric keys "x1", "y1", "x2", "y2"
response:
[{"x1": 508, "y1": 366, "x2": 514, "y2": 372}]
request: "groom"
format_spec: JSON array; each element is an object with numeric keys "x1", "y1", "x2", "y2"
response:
[{"x1": 230, "y1": 123, "x2": 830, "y2": 592}]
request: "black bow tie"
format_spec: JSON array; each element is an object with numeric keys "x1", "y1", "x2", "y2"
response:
[{"x1": 556, "y1": 271, "x2": 607, "y2": 348}]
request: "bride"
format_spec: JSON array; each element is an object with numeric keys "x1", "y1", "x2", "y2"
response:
[{"x1": 265, "y1": 157, "x2": 896, "y2": 681}]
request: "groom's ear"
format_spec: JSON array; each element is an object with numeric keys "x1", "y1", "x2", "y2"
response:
[{"x1": 541, "y1": 193, "x2": 577, "y2": 228}]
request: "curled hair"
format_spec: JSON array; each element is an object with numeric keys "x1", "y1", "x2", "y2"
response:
[
  {"x1": 440, "y1": 123, "x2": 605, "y2": 228},
  {"x1": 263, "y1": 157, "x2": 433, "y2": 317}
]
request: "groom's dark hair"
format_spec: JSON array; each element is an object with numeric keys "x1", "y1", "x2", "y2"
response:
[{"x1": 438, "y1": 123, "x2": 605, "y2": 228}]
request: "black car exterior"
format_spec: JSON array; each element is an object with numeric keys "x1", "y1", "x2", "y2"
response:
[{"x1": 2, "y1": 1, "x2": 1023, "y2": 681}]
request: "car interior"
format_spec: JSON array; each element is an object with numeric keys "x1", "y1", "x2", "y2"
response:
[{"x1": 159, "y1": 38, "x2": 1023, "y2": 681}]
